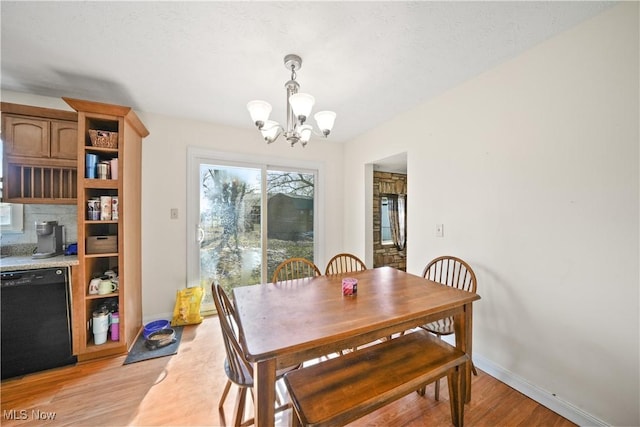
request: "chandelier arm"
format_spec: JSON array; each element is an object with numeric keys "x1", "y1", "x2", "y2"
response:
[
  {"x1": 307, "y1": 127, "x2": 331, "y2": 138},
  {"x1": 259, "y1": 122, "x2": 285, "y2": 144}
]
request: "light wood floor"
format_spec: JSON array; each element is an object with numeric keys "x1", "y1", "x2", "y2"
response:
[{"x1": 1, "y1": 316, "x2": 576, "y2": 427}]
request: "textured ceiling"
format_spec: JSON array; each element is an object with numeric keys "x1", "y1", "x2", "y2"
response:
[{"x1": 1, "y1": 1, "x2": 614, "y2": 145}]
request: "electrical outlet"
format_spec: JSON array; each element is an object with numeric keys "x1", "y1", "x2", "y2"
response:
[
  {"x1": 170, "y1": 208, "x2": 179, "y2": 220},
  {"x1": 435, "y1": 224, "x2": 444, "y2": 237}
]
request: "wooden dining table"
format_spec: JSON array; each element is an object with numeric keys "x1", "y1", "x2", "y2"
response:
[{"x1": 232, "y1": 266, "x2": 481, "y2": 426}]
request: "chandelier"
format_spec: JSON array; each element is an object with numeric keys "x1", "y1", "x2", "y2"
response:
[{"x1": 247, "y1": 54, "x2": 336, "y2": 147}]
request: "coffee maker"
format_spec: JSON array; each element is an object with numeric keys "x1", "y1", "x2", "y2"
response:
[{"x1": 33, "y1": 221, "x2": 64, "y2": 259}]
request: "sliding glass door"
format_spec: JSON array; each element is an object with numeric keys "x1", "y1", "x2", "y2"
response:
[{"x1": 188, "y1": 149, "x2": 318, "y2": 313}]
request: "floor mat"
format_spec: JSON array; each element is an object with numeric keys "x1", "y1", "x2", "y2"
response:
[{"x1": 123, "y1": 326, "x2": 183, "y2": 365}]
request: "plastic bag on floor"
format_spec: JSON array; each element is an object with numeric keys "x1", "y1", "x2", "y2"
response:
[{"x1": 171, "y1": 286, "x2": 204, "y2": 326}]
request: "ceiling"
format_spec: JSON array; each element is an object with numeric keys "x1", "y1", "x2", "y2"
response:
[{"x1": 1, "y1": 1, "x2": 614, "y2": 146}]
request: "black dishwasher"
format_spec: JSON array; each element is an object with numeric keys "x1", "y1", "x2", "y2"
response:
[{"x1": 1, "y1": 268, "x2": 77, "y2": 379}]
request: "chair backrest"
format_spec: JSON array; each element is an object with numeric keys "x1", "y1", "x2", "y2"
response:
[
  {"x1": 324, "y1": 253, "x2": 367, "y2": 275},
  {"x1": 272, "y1": 257, "x2": 321, "y2": 283},
  {"x1": 212, "y1": 283, "x2": 253, "y2": 385},
  {"x1": 422, "y1": 256, "x2": 477, "y2": 293}
]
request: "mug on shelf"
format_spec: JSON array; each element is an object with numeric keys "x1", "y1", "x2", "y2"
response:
[
  {"x1": 98, "y1": 279, "x2": 117, "y2": 295},
  {"x1": 88, "y1": 278, "x2": 101, "y2": 295}
]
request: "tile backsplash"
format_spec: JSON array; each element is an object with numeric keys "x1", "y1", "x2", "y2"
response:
[{"x1": 1, "y1": 204, "x2": 78, "y2": 247}]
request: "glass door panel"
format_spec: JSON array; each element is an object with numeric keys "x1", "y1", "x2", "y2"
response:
[
  {"x1": 199, "y1": 164, "x2": 261, "y2": 311},
  {"x1": 266, "y1": 170, "x2": 315, "y2": 281}
]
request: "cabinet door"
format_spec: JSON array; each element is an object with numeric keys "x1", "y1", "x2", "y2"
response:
[
  {"x1": 51, "y1": 120, "x2": 78, "y2": 160},
  {"x1": 2, "y1": 115, "x2": 50, "y2": 157}
]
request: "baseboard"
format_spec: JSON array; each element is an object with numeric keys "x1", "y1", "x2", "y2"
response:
[
  {"x1": 472, "y1": 353, "x2": 608, "y2": 427},
  {"x1": 143, "y1": 312, "x2": 173, "y2": 325}
]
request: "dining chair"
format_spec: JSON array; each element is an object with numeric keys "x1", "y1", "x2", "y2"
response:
[
  {"x1": 271, "y1": 257, "x2": 321, "y2": 284},
  {"x1": 418, "y1": 255, "x2": 478, "y2": 400},
  {"x1": 324, "y1": 253, "x2": 366, "y2": 275},
  {"x1": 324, "y1": 253, "x2": 367, "y2": 355},
  {"x1": 212, "y1": 283, "x2": 296, "y2": 426}
]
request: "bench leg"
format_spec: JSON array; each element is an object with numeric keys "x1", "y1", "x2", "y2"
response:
[{"x1": 447, "y1": 366, "x2": 465, "y2": 427}]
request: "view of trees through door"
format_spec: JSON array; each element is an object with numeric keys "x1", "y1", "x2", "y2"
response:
[{"x1": 197, "y1": 162, "x2": 315, "y2": 310}]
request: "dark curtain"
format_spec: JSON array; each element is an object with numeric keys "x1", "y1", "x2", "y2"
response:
[{"x1": 387, "y1": 194, "x2": 406, "y2": 251}]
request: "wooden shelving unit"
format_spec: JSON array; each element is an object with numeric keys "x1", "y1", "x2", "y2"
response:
[{"x1": 64, "y1": 98, "x2": 149, "y2": 361}]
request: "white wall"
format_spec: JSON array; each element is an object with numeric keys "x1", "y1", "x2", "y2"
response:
[
  {"x1": 0, "y1": 90, "x2": 347, "y2": 324},
  {"x1": 344, "y1": 3, "x2": 638, "y2": 426}
]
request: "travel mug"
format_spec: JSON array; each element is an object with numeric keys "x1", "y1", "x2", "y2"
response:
[
  {"x1": 86, "y1": 154, "x2": 98, "y2": 178},
  {"x1": 110, "y1": 312, "x2": 120, "y2": 341},
  {"x1": 110, "y1": 158, "x2": 118, "y2": 180},
  {"x1": 92, "y1": 310, "x2": 109, "y2": 345}
]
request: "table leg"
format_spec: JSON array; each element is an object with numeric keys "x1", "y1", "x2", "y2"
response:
[
  {"x1": 454, "y1": 303, "x2": 473, "y2": 403},
  {"x1": 253, "y1": 358, "x2": 277, "y2": 427}
]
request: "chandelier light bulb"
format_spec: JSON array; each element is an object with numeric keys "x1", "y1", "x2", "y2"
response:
[
  {"x1": 247, "y1": 100, "x2": 272, "y2": 127},
  {"x1": 298, "y1": 125, "x2": 313, "y2": 144},
  {"x1": 289, "y1": 93, "x2": 315, "y2": 122},
  {"x1": 314, "y1": 111, "x2": 337, "y2": 136}
]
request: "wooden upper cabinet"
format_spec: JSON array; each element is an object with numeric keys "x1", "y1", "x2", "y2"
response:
[
  {"x1": 3, "y1": 115, "x2": 51, "y2": 157},
  {"x1": 2, "y1": 111, "x2": 78, "y2": 161},
  {"x1": 51, "y1": 119, "x2": 78, "y2": 160},
  {"x1": 1, "y1": 103, "x2": 79, "y2": 204}
]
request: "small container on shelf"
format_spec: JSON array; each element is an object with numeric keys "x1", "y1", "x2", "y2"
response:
[
  {"x1": 97, "y1": 161, "x2": 111, "y2": 179},
  {"x1": 88, "y1": 130, "x2": 118, "y2": 149},
  {"x1": 100, "y1": 196, "x2": 112, "y2": 220},
  {"x1": 87, "y1": 198, "x2": 101, "y2": 220},
  {"x1": 111, "y1": 196, "x2": 119, "y2": 220},
  {"x1": 87, "y1": 235, "x2": 118, "y2": 254},
  {"x1": 110, "y1": 158, "x2": 118, "y2": 180},
  {"x1": 86, "y1": 154, "x2": 98, "y2": 178}
]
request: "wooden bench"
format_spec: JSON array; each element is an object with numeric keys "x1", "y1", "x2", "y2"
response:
[{"x1": 283, "y1": 329, "x2": 469, "y2": 427}]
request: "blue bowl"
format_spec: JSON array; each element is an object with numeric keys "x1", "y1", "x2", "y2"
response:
[{"x1": 143, "y1": 319, "x2": 170, "y2": 339}]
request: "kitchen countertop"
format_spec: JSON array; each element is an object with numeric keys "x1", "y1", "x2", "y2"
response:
[{"x1": 0, "y1": 254, "x2": 79, "y2": 272}]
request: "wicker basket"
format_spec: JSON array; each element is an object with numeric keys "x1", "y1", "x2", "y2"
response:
[{"x1": 89, "y1": 130, "x2": 118, "y2": 149}]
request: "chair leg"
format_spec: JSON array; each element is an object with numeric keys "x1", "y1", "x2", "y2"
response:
[
  {"x1": 233, "y1": 386, "x2": 248, "y2": 427},
  {"x1": 472, "y1": 360, "x2": 478, "y2": 376},
  {"x1": 218, "y1": 379, "x2": 233, "y2": 410},
  {"x1": 434, "y1": 333, "x2": 443, "y2": 401}
]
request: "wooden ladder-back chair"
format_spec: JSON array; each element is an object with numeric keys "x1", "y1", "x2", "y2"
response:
[
  {"x1": 271, "y1": 257, "x2": 321, "y2": 284},
  {"x1": 212, "y1": 283, "x2": 295, "y2": 426},
  {"x1": 419, "y1": 255, "x2": 478, "y2": 400},
  {"x1": 324, "y1": 253, "x2": 366, "y2": 275},
  {"x1": 325, "y1": 253, "x2": 368, "y2": 355}
]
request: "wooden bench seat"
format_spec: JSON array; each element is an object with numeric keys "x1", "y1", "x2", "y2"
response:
[{"x1": 283, "y1": 329, "x2": 469, "y2": 427}]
